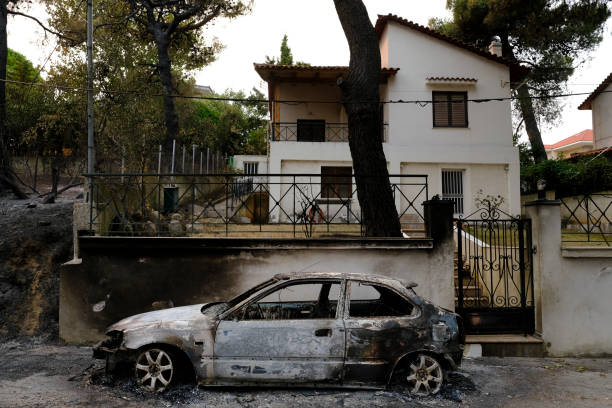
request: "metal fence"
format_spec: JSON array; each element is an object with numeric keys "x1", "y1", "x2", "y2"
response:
[
  {"x1": 560, "y1": 193, "x2": 612, "y2": 246},
  {"x1": 85, "y1": 173, "x2": 428, "y2": 238}
]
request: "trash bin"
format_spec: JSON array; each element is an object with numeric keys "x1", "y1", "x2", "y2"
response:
[{"x1": 164, "y1": 186, "x2": 179, "y2": 214}]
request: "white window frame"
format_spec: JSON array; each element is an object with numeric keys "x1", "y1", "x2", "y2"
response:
[{"x1": 244, "y1": 162, "x2": 259, "y2": 175}]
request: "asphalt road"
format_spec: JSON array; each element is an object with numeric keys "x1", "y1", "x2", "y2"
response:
[{"x1": 0, "y1": 340, "x2": 610, "y2": 408}]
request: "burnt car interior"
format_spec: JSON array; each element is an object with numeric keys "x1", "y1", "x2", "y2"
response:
[
  {"x1": 235, "y1": 281, "x2": 341, "y2": 320},
  {"x1": 348, "y1": 282, "x2": 415, "y2": 318}
]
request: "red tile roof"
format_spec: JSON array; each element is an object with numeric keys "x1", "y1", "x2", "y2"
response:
[
  {"x1": 544, "y1": 129, "x2": 593, "y2": 150},
  {"x1": 253, "y1": 64, "x2": 399, "y2": 82},
  {"x1": 426, "y1": 77, "x2": 478, "y2": 82},
  {"x1": 374, "y1": 14, "x2": 530, "y2": 84},
  {"x1": 578, "y1": 72, "x2": 612, "y2": 110}
]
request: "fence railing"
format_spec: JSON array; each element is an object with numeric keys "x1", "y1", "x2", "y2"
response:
[
  {"x1": 270, "y1": 122, "x2": 388, "y2": 143},
  {"x1": 560, "y1": 193, "x2": 612, "y2": 247},
  {"x1": 85, "y1": 173, "x2": 428, "y2": 238}
]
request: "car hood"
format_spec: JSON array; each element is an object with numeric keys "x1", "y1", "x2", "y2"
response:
[{"x1": 107, "y1": 304, "x2": 208, "y2": 332}]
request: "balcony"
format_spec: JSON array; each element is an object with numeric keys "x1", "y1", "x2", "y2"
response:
[{"x1": 270, "y1": 122, "x2": 388, "y2": 143}]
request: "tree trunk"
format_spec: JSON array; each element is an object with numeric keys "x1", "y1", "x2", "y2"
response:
[
  {"x1": 516, "y1": 85, "x2": 547, "y2": 163},
  {"x1": 501, "y1": 35, "x2": 547, "y2": 164},
  {"x1": 333, "y1": 0, "x2": 401, "y2": 237},
  {"x1": 0, "y1": 1, "x2": 26, "y2": 198},
  {"x1": 154, "y1": 31, "x2": 180, "y2": 172}
]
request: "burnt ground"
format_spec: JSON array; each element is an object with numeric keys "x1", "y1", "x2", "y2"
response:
[
  {"x1": 0, "y1": 191, "x2": 76, "y2": 342},
  {"x1": 0, "y1": 341, "x2": 610, "y2": 408}
]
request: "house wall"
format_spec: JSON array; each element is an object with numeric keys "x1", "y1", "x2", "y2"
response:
[
  {"x1": 232, "y1": 155, "x2": 269, "y2": 174},
  {"x1": 546, "y1": 143, "x2": 593, "y2": 160},
  {"x1": 60, "y1": 237, "x2": 454, "y2": 344},
  {"x1": 526, "y1": 201, "x2": 612, "y2": 356},
  {"x1": 267, "y1": 22, "x2": 521, "y2": 216},
  {"x1": 278, "y1": 83, "x2": 345, "y2": 126},
  {"x1": 592, "y1": 83, "x2": 612, "y2": 149}
]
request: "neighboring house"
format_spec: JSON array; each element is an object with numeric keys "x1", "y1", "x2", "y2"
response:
[
  {"x1": 193, "y1": 85, "x2": 213, "y2": 96},
  {"x1": 254, "y1": 14, "x2": 529, "y2": 221},
  {"x1": 578, "y1": 72, "x2": 612, "y2": 151},
  {"x1": 544, "y1": 129, "x2": 594, "y2": 159}
]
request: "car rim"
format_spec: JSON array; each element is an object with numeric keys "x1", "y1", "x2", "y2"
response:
[
  {"x1": 135, "y1": 348, "x2": 174, "y2": 392},
  {"x1": 405, "y1": 354, "x2": 443, "y2": 396}
]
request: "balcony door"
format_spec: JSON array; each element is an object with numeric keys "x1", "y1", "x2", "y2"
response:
[{"x1": 297, "y1": 120, "x2": 325, "y2": 142}]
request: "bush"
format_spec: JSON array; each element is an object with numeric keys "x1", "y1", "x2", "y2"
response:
[{"x1": 521, "y1": 157, "x2": 612, "y2": 197}]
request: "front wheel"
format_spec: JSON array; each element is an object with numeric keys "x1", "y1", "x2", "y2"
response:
[
  {"x1": 135, "y1": 348, "x2": 175, "y2": 392},
  {"x1": 404, "y1": 354, "x2": 444, "y2": 396}
]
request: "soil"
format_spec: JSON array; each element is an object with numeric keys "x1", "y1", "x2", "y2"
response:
[{"x1": 0, "y1": 186, "x2": 79, "y2": 341}]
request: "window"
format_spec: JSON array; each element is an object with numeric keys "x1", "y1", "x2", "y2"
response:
[
  {"x1": 237, "y1": 281, "x2": 341, "y2": 320},
  {"x1": 321, "y1": 166, "x2": 352, "y2": 199},
  {"x1": 348, "y1": 281, "x2": 415, "y2": 318},
  {"x1": 297, "y1": 120, "x2": 325, "y2": 142},
  {"x1": 433, "y1": 91, "x2": 468, "y2": 127},
  {"x1": 244, "y1": 162, "x2": 258, "y2": 175},
  {"x1": 442, "y1": 170, "x2": 464, "y2": 215}
]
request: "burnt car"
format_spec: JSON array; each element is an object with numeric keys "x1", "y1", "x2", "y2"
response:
[{"x1": 94, "y1": 272, "x2": 464, "y2": 396}]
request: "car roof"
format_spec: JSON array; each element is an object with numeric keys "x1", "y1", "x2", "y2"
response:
[{"x1": 273, "y1": 271, "x2": 418, "y2": 289}]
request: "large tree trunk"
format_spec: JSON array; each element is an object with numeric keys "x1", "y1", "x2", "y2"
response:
[
  {"x1": 516, "y1": 86, "x2": 547, "y2": 163},
  {"x1": 0, "y1": 0, "x2": 26, "y2": 198},
  {"x1": 501, "y1": 35, "x2": 547, "y2": 164},
  {"x1": 333, "y1": 0, "x2": 401, "y2": 237},
  {"x1": 154, "y1": 30, "x2": 180, "y2": 172}
]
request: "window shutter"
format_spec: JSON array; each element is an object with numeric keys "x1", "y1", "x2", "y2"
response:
[
  {"x1": 433, "y1": 93, "x2": 449, "y2": 127},
  {"x1": 450, "y1": 93, "x2": 467, "y2": 127}
]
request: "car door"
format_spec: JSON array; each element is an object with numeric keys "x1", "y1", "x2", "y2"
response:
[
  {"x1": 343, "y1": 280, "x2": 420, "y2": 386},
  {"x1": 213, "y1": 279, "x2": 346, "y2": 384}
]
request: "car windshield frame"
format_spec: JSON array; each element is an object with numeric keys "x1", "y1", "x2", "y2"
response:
[{"x1": 222, "y1": 278, "x2": 279, "y2": 310}]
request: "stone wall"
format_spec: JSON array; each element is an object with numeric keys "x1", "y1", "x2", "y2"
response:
[{"x1": 60, "y1": 236, "x2": 454, "y2": 345}]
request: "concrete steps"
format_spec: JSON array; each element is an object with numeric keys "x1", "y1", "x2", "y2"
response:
[{"x1": 464, "y1": 334, "x2": 545, "y2": 357}]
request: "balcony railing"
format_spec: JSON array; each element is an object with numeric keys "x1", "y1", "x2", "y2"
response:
[
  {"x1": 270, "y1": 122, "x2": 388, "y2": 143},
  {"x1": 84, "y1": 173, "x2": 427, "y2": 238}
]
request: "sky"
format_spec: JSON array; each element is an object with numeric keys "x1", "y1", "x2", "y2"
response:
[{"x1": 6, "y1": 0, "x2": 612, "y2": 145}]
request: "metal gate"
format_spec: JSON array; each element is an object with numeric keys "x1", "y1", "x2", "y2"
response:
[{"x1": 455, "y1": 205, "x2": 535, "y2": 334}]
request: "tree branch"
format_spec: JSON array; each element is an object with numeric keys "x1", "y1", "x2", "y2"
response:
[{"x1": 8, "y1": 10, "x2": 78, "y2": 44}]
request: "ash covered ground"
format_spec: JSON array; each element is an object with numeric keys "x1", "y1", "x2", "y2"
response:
[{"x1": 0, "y1": 341, "x2": 610, "y2": 408}]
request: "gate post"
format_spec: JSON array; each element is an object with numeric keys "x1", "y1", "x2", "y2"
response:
[
  {"x1": 456, "y1": 219, "x2": 464, "y2": 314},
  {"x1": 524, "y1": 199, "x2": 561, "y2": 337}
]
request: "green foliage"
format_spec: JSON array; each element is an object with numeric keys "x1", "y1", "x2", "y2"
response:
[
  {"x1": 6, "y1": 49, "x2": 40, "y2": 82},
  {"x1": 265, "y1": 34, "x2": 310, "y2": 66},
  {"x1": 521, "y1": 156, "x2": 612, "y2": 197},
  {"x1": 181, "y1": 88, "x2": 268, "y2": 156},
  {"x1": 431, "y1": 0, "x2": 610, "y2": 139}
]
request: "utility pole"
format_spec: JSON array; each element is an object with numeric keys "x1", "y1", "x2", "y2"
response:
[{"x1": 86, "y1": 0, "x2": 94, "y2": 174}]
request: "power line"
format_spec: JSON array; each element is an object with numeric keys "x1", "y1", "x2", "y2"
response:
[{"x1": 1, "y1": 77, "x2": 608, "y2": 106}]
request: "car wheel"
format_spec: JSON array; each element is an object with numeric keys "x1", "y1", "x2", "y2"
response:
[
  {"x1": 404, "y1": 354, "x2": 444, "y2": 396},
  {"x1": 135, "y1": 347, "x2": 175, "y2": 392}
]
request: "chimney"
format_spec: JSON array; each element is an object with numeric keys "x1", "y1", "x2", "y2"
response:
[{"x1": 489, "y1": 36, "x2": 502, "y2": 57}]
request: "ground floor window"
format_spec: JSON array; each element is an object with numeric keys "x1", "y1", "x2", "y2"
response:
[
  {"x1": 442, "y1": 170, "x2": 464, "y2": 215},
  {"x1": 321, "y1": 166, "x2": 352, "y2": 199},
  {"x1": 244, "y1": 162, "x2": 259, "y2": 175}
]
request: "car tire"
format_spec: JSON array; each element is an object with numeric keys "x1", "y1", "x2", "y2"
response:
[
  {"x1": 404, "y1": 353, "x2": 444, "y2": 396},
  {"x1": 134, "y1": 347, "x2": 176, "y2": 393}
]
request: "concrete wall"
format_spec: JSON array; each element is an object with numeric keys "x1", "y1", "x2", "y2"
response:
[
  {"x1": 61, "y1": 237, "x2": 454, "y2": 345},
  {"x1": 592, "y1": 83, "x2": 612, "y2": 149},
  {"x1": 526, "y1": 200, "x2": 612, "y2": 356}
]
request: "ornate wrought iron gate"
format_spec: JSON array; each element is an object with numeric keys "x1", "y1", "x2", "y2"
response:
[{"x1": 455, "y1": 206, "x2": 535, "y2": 334}]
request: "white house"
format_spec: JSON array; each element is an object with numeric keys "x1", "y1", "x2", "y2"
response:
[
  {"x1": 253, "y1": 14, "x2": 529, "y2": 223},
  {"x1": 578, "y1": 72, "x2": 612, "y2": 151},
  {"x1": 545, "y1": 129, "x2": 594, "y2": 159}
]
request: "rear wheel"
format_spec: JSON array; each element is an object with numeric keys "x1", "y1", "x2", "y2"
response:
[
  {"x1": 135, "y1": 348, "x2": 175, "y2": 392},
  {"x1": 404, "y1": 354, "x2": 444, "y2": 396}
]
